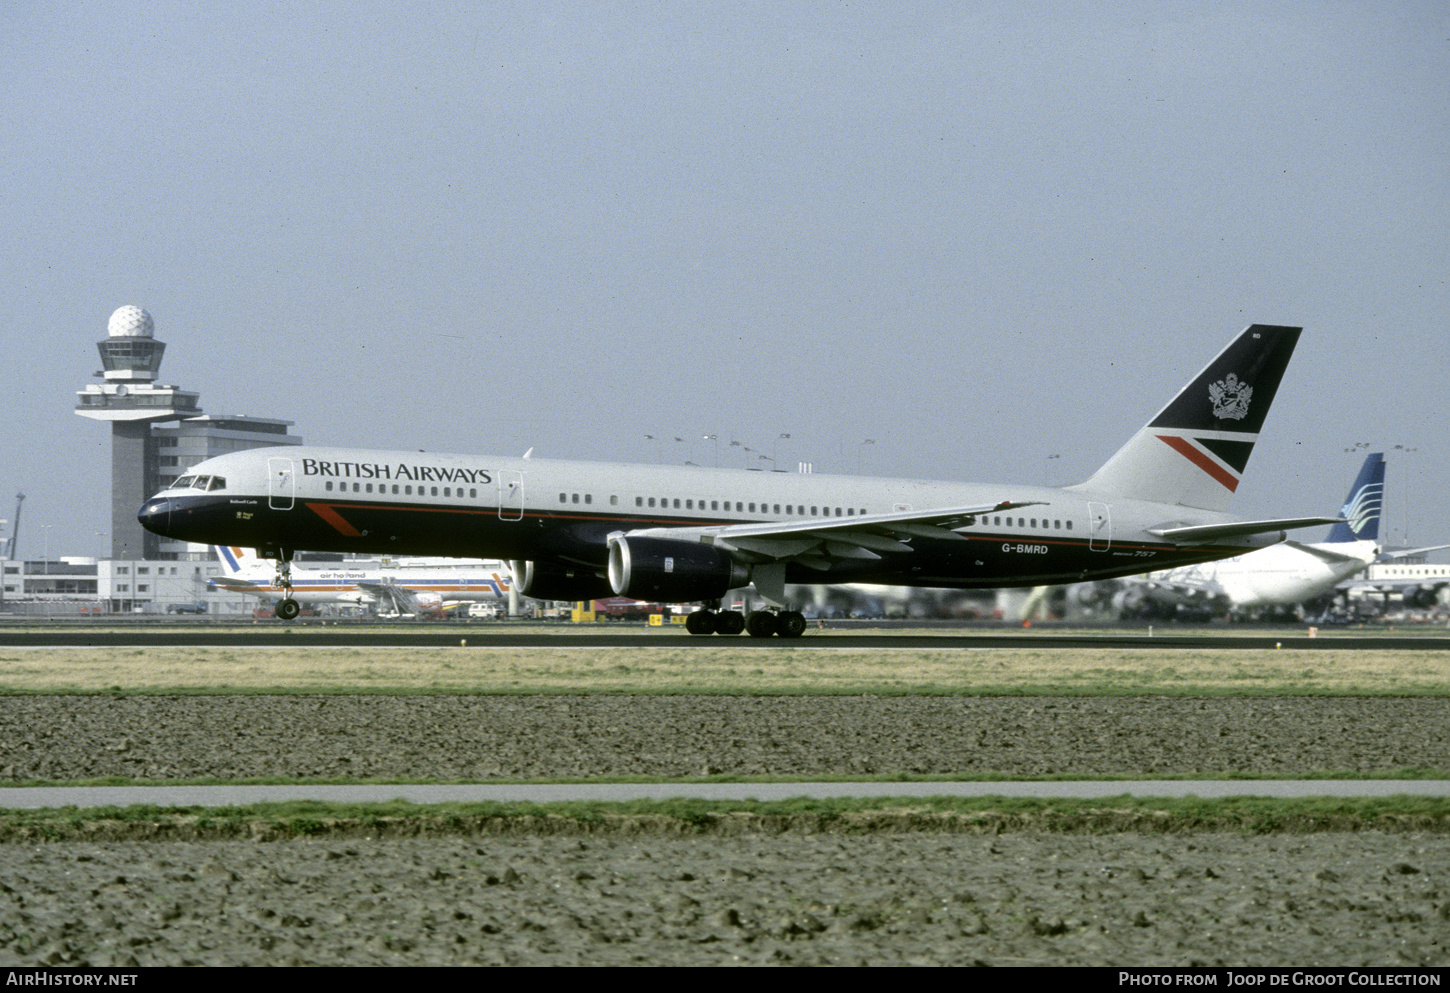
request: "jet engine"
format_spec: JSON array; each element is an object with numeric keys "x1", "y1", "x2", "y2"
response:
[
  {"x1": 509, "y1": 560, "x2": 614, "y2": 602},
  {"x1": 1403, "y1": 584, "x2": 1446, "y2": 610},
  {"x1": 608, "y1": 536, "x2": 750, "y2": 603}
]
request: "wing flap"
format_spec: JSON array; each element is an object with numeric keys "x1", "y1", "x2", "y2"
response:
[
  {"x1": 877, "y1": 522, "x2": 972, "y2": 542},
  {"x1": 716, "y1": 536, "x2": 822, "y2": 560},
  {"x1": 823, "y1": 541, "x2": 884, "y2": 561}
]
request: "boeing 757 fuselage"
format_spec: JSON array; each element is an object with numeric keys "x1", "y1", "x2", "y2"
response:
[{"x1": 138, "y1": 324, "x2": 1339, "y2": 635}]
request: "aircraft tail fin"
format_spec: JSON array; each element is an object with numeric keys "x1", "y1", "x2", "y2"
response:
[
  {"x1": 212, "y1": 545, "x2": 265, "y2": 577},
  {"x1": 213, "y1": 545, "x2": 242, "y2": 574},
  {"x1": 1325, "y1": 452, "x2": 1384, "y2": 543},
  {"x1": 1069, "y1": 324, "x2": 1302, "y2": 512}
]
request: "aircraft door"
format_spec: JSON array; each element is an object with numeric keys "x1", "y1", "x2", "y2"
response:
[
  {"x1": 498, "y1": 470, "x2": 524, "y2": 521},
  {"x1": 268, "y1": 458, "x2": 296, "y2": 511},
  {"x1": 1088, "y1": 502, "x2": 1111, "y2": 551}
]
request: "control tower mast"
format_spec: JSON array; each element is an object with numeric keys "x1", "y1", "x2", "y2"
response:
[{"x1": 75, "y1": 306, "x2": 201, "y2": 560}]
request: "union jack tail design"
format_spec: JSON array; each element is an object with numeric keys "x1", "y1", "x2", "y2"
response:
[{"x1": 1070, "y1": 325, "x2": 1302, "y2": 512}]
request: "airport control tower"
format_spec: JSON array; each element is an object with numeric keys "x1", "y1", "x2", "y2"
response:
[{"x1": 75, "y1": 306, "x2": 201, "y2": 560}]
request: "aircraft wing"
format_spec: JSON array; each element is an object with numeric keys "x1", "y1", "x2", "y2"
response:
[
  {"x1": 1278, "y1": 540, "x2": 1378, "y2": 568},
  {"x1": 1379, "y1": 543, "x2": 1450, "y2": 561},
  {"x1": 209, "y1": 577, "x2": 267, "y2": 595},
  {"x1": 616, "y1": 500, "x2": 1044, "y2": 604},
  {"x1": 624, "y1": 499, "x2": 1044, "y2": 559},
  {"x1": 1128, "y1": 571, "x2": 1230, "y2": 607},
  {"x1": 355, "y1": 581, "x2": 425, "y2": 615}
]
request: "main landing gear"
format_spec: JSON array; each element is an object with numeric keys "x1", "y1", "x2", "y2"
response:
[
  {"x1": 267, "y1": 546, "x2": 301, "y2": 621},
  {"x1": 685, "y1": 606, "x2": 806, "y2": 638}
]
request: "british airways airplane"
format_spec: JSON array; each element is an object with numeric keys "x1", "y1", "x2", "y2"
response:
[{"x1": 138, "y1": 324, "x2": 1339, "y2": 636}]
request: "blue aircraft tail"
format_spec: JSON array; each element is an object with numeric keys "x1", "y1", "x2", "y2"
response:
[{"x1": 1324, "y1": 453, "x2": 1385, "y2": 543}]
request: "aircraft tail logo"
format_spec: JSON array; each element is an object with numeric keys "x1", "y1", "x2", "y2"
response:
[
  {"x1": 213, "y1": 545, "x2": 244, "y2": 573},
  {"x1": 1070, "y1": 325, "x2": 1301, "y2": 513},
  {"x1": 1208, "y1": 373, "x2": 1252, "y2": 421},
  {"x1": 1325, "y1": 452, "x2": 1384, "y2": 544}
]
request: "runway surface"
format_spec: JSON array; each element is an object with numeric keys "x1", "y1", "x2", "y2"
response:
[
  {"x1": 4, "y1": 779, "x2": 1448, "y2": 809},
  {"x1": 2, "y1": 624, "x2": 1448, "y2": 650}
]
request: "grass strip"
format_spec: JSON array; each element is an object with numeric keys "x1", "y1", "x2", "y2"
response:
[{"x1": 2, "y1": 645, "x2": 1450, "y2": 695}]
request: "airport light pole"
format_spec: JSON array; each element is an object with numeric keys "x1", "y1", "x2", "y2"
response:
[
  {"x1": 773, "y1": 433, "x2": 790, "y2": 472},
  {"x1": 39, "y1": 523, "x2": 53, "y2": 620},
  {"x1": 1390, "y1": 445, "x2": 1419, "y2": 546}
]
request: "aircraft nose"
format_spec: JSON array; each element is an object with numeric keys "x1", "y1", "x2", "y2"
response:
[{"x1": 137, "y1": 497, "x2": 171, "y2": 535}]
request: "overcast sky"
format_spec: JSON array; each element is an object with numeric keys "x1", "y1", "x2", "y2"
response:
[{"x1": 3, "y1": 1, "x2": 1446, "y2": 560}]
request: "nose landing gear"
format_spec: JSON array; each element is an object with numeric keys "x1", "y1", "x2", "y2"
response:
[{"x1": 265, "y1": 546, "x2": 301, "y2": 621}]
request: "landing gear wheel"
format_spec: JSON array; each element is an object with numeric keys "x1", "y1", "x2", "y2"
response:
[
  {"x1": 268, "y1": 547, "x2": 297, "y2": 621},
  {"x1": 685, "y1": 610, "x2": 717, "y2": 635},
  {"x1": 776, "y1": 610, "x2": 807, "y2": 638},
  {"x1": 715, "y1": 610, "x2": 746, "y2": 636},
  {"x1": 745, "y1": 610, "x2": 778, "y2": 638}
]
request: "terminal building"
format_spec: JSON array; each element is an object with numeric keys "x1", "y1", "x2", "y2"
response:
[
  {"x1": 0, "y1": 556, "x2": 231, "y2": 617},
  {"x1": 75, "y1": 306, "x2": 301, "y2": 563}
]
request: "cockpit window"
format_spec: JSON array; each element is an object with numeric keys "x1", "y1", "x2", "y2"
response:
[{"x1": 169, "y1": 475, "x2": 224, "y2": 492}]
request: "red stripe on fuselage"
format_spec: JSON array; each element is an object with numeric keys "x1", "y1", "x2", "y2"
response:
[
  {"x1": 1155, "y1": 435, "x2": 1239, "y2": 492},
  {"x1": 305, "y1": 503, "x2": 363, "y2": 536}
]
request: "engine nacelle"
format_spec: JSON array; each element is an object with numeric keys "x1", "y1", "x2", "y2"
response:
[
  {"x1": 608, "y1": 536, "x2": 750, "y2": 603},
  {"x1": 509, "y1": 560, "x2": 614, "y2": 602},
  {"x1": 1403, "y1": 584, "x2": 1443, "y2": 610}
]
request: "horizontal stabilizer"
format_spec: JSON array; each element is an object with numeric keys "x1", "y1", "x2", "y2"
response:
[{"x1": 1148, "y1": 516, "x2": 1346, "y2": 545}]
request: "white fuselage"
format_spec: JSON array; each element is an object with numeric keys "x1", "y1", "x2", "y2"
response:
[{"x1": 1141, "y1": 539, "x2": 1377, "y2": 608}]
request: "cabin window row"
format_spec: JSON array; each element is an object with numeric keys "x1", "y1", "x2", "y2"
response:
[
  {"x1": 633, "y1": 497, "x2": 862, "y2": 517},
  {"x1": 557, "y1": 494, "x2": 624, "y2": 506},
  {"x1": 324, "y1": 481, "x2": 478, "y2": 499},
  {"x1": 990, "y1": 516, "x2": 1072, "y2": 530}
]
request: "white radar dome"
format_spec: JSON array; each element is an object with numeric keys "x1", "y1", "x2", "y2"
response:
[{"x1": 107, "y1": 305, "x2": 154, "y2": 338}]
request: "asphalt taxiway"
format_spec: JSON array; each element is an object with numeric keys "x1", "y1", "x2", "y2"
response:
[
  {"x1": 1, "y1": 625, "x2": 1447, "y2": 650},
  {"x1": 3, "y1": 780, "x2": 1448, "y2": 810}
]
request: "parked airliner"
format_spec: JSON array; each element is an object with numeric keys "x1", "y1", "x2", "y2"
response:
[
  {"x1": 1112, "y1": 451, "x2": 1384, "y2": 618},
  {"x1": 209, "y1": 546, "x2": 511, "y2": 616},
  {"x1": 138, "y1": 324, "x2": 1340, "y2": 636}
]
